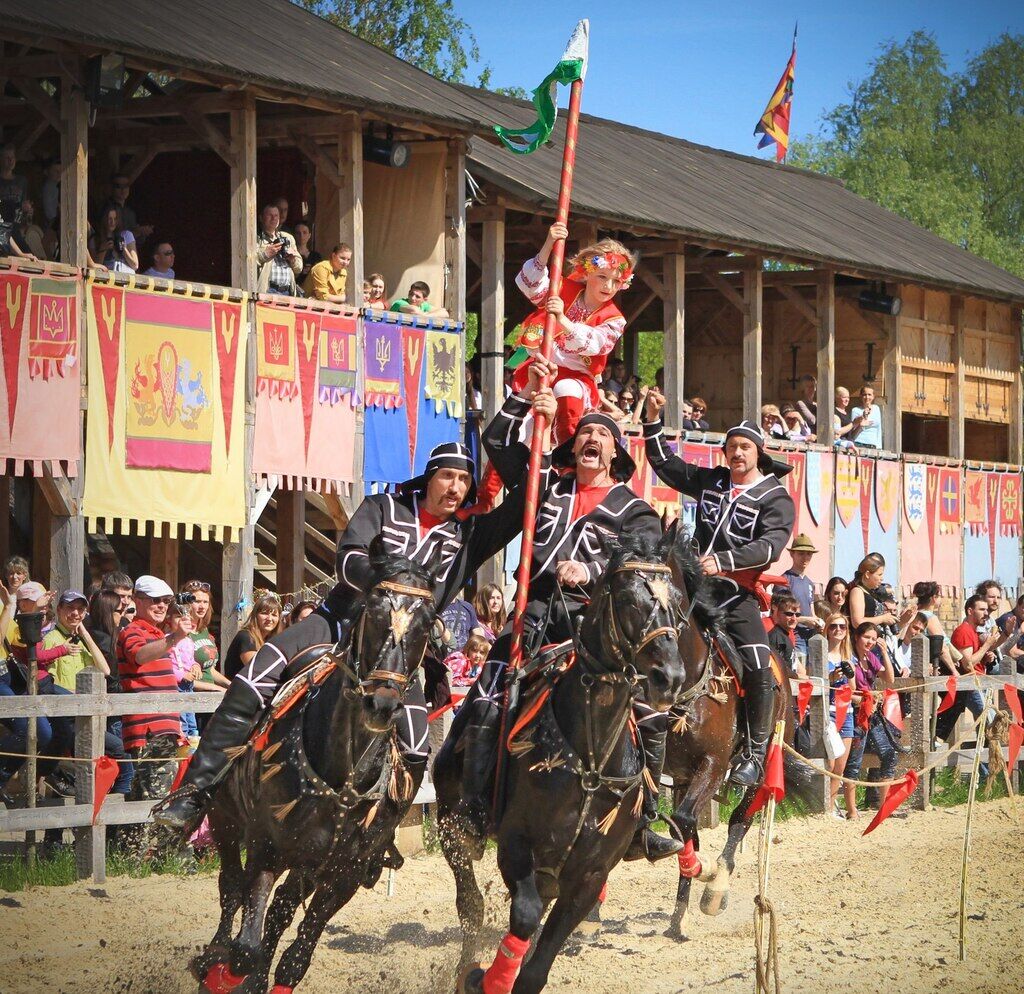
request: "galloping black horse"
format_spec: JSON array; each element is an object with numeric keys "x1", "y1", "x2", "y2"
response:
[
  {"x1": 434, "y1": 532, "x2": 690, "y2": 994},
  {"x1": 193, "y1": 539, "x2": 438, "y2": 994}
]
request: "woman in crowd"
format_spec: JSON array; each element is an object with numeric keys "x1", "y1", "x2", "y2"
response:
[
  {"x1": 780, "y1": 402, "x2": 815, "y2": 442},
  {"x1": 181, "y1": 580, "x2": 226, "y2": 693},
  {"x1": 3, "y1": 555, "x2": 29, "y2": 593},
  {"x1": 760, "y1": 404, "x2": 788, "y2": 440},
  {"x1": 472, "y1": 583, "x2": 506, "y2": 644},
  {"x1": 848, "y1": 554, "x2": 897, "y2": 630},
  {"x1": 815, "y1": 576, "x2": 849, "y2": 624},
  {"x1": 287, "y1": 599, "x2": 319, "y2": 628},
  {"x1": 844, "y1": 621, "x2": 898, "y2": 816},
  {"x1": 911, "y1": 580, "x2": 958, "y2": 674},
  {"x1": 292, "y1": 220, "x2": 321, "y2": 284},
  {"x1": 89, "y1": 205, "x2": 137, "y2": 273},
  {"x1": 223, "y1": 593, "x2": 283, "y2": 681},
  {"x1": 365, "y1": 272, "x2": 387, "y2": 311},
  {"x1": 824, "y1": 612, "x2": 857, "y2": 819}
]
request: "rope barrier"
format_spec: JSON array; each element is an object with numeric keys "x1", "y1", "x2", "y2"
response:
[
  {"x1": 753, "y1": 721, "x2": 784, "y2": 994},
  {"x1": 958, "y1": 690, "x2": 990, "y2": 962},
  {"x1": 0, "y1": 748, "x2": 187, "y2": 765}
]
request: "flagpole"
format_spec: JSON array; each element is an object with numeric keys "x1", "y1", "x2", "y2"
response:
[{"x1": 493, "y1": 73, "x2": 585, "y2": 807}]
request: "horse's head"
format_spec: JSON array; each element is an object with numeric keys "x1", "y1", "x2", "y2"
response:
[
  {"x1": 581, "y1": 531, "x2": 687, "y2": 711},
  {"x1": 350, "y1": 536, "x2": 438, "y2": 733}
]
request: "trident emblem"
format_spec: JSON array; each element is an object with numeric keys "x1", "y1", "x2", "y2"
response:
[
  {"x1": 375, "y1": 334, "x2": 391, "y2": 373},
  {"x1": 100, "y1": 294, "x2": 118, "y2": 341},
  {"x1": 219, "y1": 310, "x2": 236, "y2": 356},
  {"x1": 4, "y1": 281, "x2": 23, "y2": 329}
]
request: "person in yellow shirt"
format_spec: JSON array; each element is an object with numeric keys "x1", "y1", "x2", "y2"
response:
[{"x1": 302, "y1": 243, "x2": 352, "y2": 303}]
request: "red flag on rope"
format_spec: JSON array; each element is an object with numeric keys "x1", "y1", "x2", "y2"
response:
[
  {"x1": 796, "y1": 680, "x2": 813, "y2": 724},
  {"x1": 746, "y1": 740, "x2": 785, "y2": 818},
  {"x1": 936, "y1": 673, "x2": 958, "y2": 714},
  {"x1": 856, "y1": 689, "x2": 875, "y2": 732},
  {"x1": 882, "y1": 688, "x2": 904, "y2": 732},
  {"x1": 170, "y1": 753, "x2": 193, "y2": 793},
  {"x1": 1004, "y1": 684, "x2": 1023, "y2": 772},
  {"x1": 91, "y1": 755, "x2": 120, "y2": 825},
  {"x1": 833, "y1": 683, "x2": 852, "y2": 732},
  {"x1": 862, "y1": 769, "x2": 918, "y2": 835}
]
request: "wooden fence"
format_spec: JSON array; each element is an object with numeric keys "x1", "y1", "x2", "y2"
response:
[{"x1": 1, "y1": 639, "x2": 1022, "y2": 882}]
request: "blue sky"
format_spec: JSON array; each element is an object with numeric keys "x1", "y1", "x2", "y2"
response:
[{"x1": 460, "y1": 1, "x2": 1024, "y2": 156}]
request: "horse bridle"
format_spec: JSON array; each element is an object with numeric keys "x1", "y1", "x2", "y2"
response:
[{"x1": 347, "y1": 578, "x2": 434, "y2": 693}]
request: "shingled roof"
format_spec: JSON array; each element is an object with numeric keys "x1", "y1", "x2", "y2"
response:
[
  {"x1": 457, "y1": 86, "x2": 1024, "y2": 304},
  {"x1": 4, "y1": 0, "x2": 1023, "y2": 301}
]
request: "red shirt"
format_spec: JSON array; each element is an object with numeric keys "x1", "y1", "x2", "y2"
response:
[
  {"x1": 571, "y1": 483, "x2": 613, "y2": 523},
  {"x1": 417, "y1": 506, "x2": 446, "y2": 538},
  {"x1": 950, "y1": 621, "x2": 985, "y2": 674},
  {"x1": 116, "y1": 619, "x2": 181, "y2": 751}
]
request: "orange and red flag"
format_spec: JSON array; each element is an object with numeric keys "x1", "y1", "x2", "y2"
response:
[{"x1": 754, "y1": 26, "x2": 797, "y2": 163}]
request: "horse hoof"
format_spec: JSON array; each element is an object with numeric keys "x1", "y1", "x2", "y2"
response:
[
  {"x1": 198, "y1": 962, "x2": 247, "y2": 994},
  {"x1": 700, "y1": 886, "x2": 729, "y2": 917},
  {"x1": 663, "y1": 925, "x2": 690, "y2": 942},
  {"x1": 456, "y1": 963, "x2": 486, "y2": 994}
]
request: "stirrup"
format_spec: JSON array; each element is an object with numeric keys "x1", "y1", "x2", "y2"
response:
[{"x1": 151, "y1": 783, "x2": 208, "y2": 832}]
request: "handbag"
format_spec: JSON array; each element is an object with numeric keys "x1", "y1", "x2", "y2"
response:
[{"x1": 823, "y1": 721, "x2": 845, "y2": 761}]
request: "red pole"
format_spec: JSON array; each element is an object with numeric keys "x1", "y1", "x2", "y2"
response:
[{"x1": 493, "y1": 76, "x2": 584, "y2": 805}]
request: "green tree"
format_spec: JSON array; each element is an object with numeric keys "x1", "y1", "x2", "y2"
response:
[
  {"x1": 295, "y1": 0, "x2": 489, "y2": 84},
  {"x1": 790, "y1": 32, "x2": 1024, "y2": 278}
]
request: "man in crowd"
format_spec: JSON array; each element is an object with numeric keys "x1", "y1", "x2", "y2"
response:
[
  {"x1": 849, "y1": 385, "x2": 882, "y2": 449},
  {"x1": 256, "y1": 203, "x2": 302, "y2": 296},
  {"x1": 274, "y1": 196, "x2": 291, "y2": 231},
  {"x1": 105, "y1": 172, "x2": 153, "y2": 248},
  {"x1": 453, "y1": 356, "x2": 682, "y2": 863},
  {"x1": 766, "y1": 592, "x2": 806, "y2": 678},
  {"x1": 996, "y1": 593, "x2": 1024, "y2": 671},
  {"x1": 390, "y1": 280, "x2": 449, "y2": 319},
  {"x1": 303, "y1": 242, "x2": 352, "y2": 303},
  {"x1": 155, "y1": 438, "x2": 529, "y2": 838},
  {"x1": 117, "y1": 575, "x2": 192, "y2": 801},
  {"x1": 783, "y1": 534, "x2": 823, "y2": 647},
  {"x1": 143, "y1": 243, "x2": 175, "y2": 279},
  {"x1": 643, "y1": 390, "x2": 795, "y2": 786},
  {"x1": 102, "y1": 571, "x2": 135, "y2": 628}
]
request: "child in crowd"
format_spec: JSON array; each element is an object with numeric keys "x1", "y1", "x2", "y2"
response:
[
  {"x1": 167, "y1": 602, "x2": 200, "y2": 746},
  {"x1": 510, "y1": 222, "x2": 636, "y2": 443},
  {"x1": 445, "y1": 633, "x2": 489, "y2": 688},
  {"x1": 390, "y1": 280, "x2": 450, "y2": 319}
]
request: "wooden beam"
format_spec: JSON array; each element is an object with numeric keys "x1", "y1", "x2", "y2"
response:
[
  {"x1": 445, "y1": 139, "x2": 467, "y2": 322},
  {"x1": 479, "y1": 211, "x2": 506, "y2": 423},
  {"x1": 37, "y1": 466, "x2": 77, "y2": 516},
  {"x1": 0, "y1": 54, "x2": 65, "y2": 77},
  {"x1": 149, "y1": 523, "x2": 179, "y2": 590},
  {"x1": 465, "y1": 237, "x2": 482, "y2": 269},
  {"x1": 624, "y1": 287, "x2": 657, "y2": 325},
  {"x1": 705, "y1": 268, "x2": 747, "y2": 314},
  {"x1": 275, "y1": 490, "x2": 306, "y2": 595},
  {"x1": 663, "y1": 253, "x2": 686, "y2": 428},
  {"x1": 98, "y1": 90, "x2": 244, "y2": 120},
  {"x1": 816, "y1": 270, "x2": 836, "y2": 448},
  {"x1": 698, "y1": 255, "x2": 758, "y2": 274},
  {"x1": 882, "y1": 282, "x2": 903, "y2": 455},
  {"x1": 467, "y1": 204, "x2": 510, "y2": 224},
  {"x1": 9, "y1": 77, "x2": 60, "y2": 130},
  {"x1": 229, "y1": 97, "x2": 257, "y2": 292},
  {"x1": 776, "y1": 283, "x2": 818, "y2": 327},
  {"x1": 13, "y1": 118, "x2": 49, "y2": 159},
  {"x1": 742, "y1": 263, "x2": 763, "y2": 422},
  {"x1": 290, "y1": 129, "x2": 342, "y2": 188},
  {"x1": 949, "y1": 295, "x2": 965, "y2": 459},
  {"x1": 636, "y1": 265, "x2": 666, "y2": 301},
  {"x1": 338, "y1": 115, "x2": 364, "y2": 293},
  {"x1": 120, "y1": 144, "x2": 161, "y2": 185},
  {"x1": 181, "y1": 106, "x2": 235, "y2": 167}
]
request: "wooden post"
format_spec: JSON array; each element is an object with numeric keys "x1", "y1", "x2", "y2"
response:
[
  {"x1": 60, "y1": 68, "x2": 88, "y2": 268},
  {"x1": 662, "y1": 252, "x2": 686, "y2": 429},
  {"x1": 276, "y1": 489, "x2": 306, "y2": 597},
  {"x1": 816, "y1": 269, "x2": 836, "y2": 448},
  {"x1": 804, "y1": 634, "x2": 832, "y2": 814},
  {"x1": 149, "y1": 523, "x2": 179, "y2": 590},
  {"x1": 479, "y1": 209, "x2": 506, "y2": 423},
  {"x1": 908, "y1": 634, "x2": 932, "y2": 810},
  {"x1": 338, "y1": 115, "x2": 364, "y2": 299},
  {"x1": 73, "y1": 669, "x2": 106, "y2": 883},
  {"x1": 223, "y1": 96, "x2": 257, "y2": 649},
  {"x1": 882, "y1": 281, "x2": 903, "y2": 455},
  {"x1": 444, "y1": 139, "x2": 467, "y2": 322},
  {"x1": 949, "y1": 295, "x2": 965, "y2": 460},
  {"x1": 742, "y1": 261, "x2": 763, "y2": 422}
]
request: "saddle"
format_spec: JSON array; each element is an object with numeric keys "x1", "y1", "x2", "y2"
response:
[{"x1": 250, "y1": 658, "x2": 337, "y2": 753}]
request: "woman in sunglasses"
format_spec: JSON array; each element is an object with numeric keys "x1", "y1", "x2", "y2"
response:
[
  {"x1": 181, "y1": 581, "x2": 228, "y2": 693},
  {"x1": 824, "y1": 613, "x2": 857, "y2": 818}
]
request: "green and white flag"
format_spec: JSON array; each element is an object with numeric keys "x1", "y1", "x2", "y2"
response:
[{"x1": 494, "y1": 20, "x2": 589, "y2": 155}]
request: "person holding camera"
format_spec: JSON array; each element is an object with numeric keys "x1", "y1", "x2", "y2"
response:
[
  {"x1": 89, "y1": 205, "x2": 138, "y2": 274},
  {"x1": 825, "y1": 613, "x2": 858, "y2": 818},
  {"x1": 256, "y1": 203, "x2": 302, "y2": 296}
]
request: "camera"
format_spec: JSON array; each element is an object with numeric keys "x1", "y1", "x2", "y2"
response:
[{"x1": 175, "y1": 592, "x2": 197, "y2": 606}]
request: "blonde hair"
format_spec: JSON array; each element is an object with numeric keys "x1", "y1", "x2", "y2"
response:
[
  {"x1": 243, "y1": 593, "x2": 283, "y2": 649},
  {"x1": 825, "y1": 612, "x2": 853, "y2": 662},
  {"x1": 570, "y1": 237, "x2": 638, "y2": 273}
]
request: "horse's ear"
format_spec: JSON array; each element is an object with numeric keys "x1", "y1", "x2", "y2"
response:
[
  {"x1": 665, "y1": 518, "x2": 692, "y2": 594},
  {"x1": 368, "y1": 533, "x2": 388, "y2": 563}
]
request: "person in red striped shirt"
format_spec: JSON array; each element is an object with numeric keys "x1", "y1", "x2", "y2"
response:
[{"x1": 117, "y1": 575, "x2": 193, "y2": 801}]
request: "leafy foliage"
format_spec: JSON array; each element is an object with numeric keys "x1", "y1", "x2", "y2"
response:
[{"x1": 789, "y1": 32, "x2": 1024, "y2": 278}]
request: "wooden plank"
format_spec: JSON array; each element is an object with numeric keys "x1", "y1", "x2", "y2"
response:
[
  {"x1": 624, "y1": 288, "x2": 657, "y2": 326},
  {"x1": 949, "y1": 295, "x2": 965, "y2": 458},
  {"x1": 636, "y1": 265, "x2": 666, "y2": 302},
  {"x1": 742, "y1": 263, "x2": 763, "y2": 422},
  {"x1": 777, "y1": 283, "x2": 818, "y2": 327},
  {"x1": 290, "y1": 128, "x2": 342, "y2": 188},
  {"x1": 73, "y1": 670, "x2": 105, "y2": 882},
  {"x1": 181, "y1": 106, "x2": 236, "y2": 168},
  {"x1": 10, "y1": 76, "x2": 60, "y2": 130},
  {"x1": 149, "y1": 523, "x2": 179, "y2": 590},
  {"x1": 444, "y1": 139, "x2": 467, "y2": 321},
  {"x1": 816, "y1": 270, "x2": 836, "y2": 447},
  {"x1": 0, "y1": 798, "x2": 163, "y2": 833},
  {"x1": 276, "y1": 489, "x2": 306, "y2": 595},
  {"x1": 662, "y1": 252, "x2": 686, "y2": 428},
  {"x1": 338, "y1": 115, "x2": 364, "y2": 293},
  {"x1": 0, "y1": 692, "x2": 223, "y2": 720},
  {"x1": 882, "y1": 282, "x2": 903, "y2": 453},
  {"x1": 704, "y1": 269, "x2": 746, "y2": 314},
  {"x1": 60, "y1": 72, "x2": 88, "y2": 269},
  {"x1": 121, "y1": 144, "x2": 160, "y2": 185}
]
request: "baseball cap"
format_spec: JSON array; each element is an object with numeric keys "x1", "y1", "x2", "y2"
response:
[
  {"x1": 58, "y1": 590, "x2": 89, "y2": 607},
  {"x1": 16, "y1": 581, "x2": 48, "y2": 602},
  {"x1": 133, "y1": 575, "x2": 174, "y2": 598}
]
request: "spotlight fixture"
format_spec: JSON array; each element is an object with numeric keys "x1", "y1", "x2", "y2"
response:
[
  {"x1": 84, "y1": 54, "x2": 126, "y2": 108},
  {"x1": 363, "y1": 125, "x2": 410, "y2": 168},
  {"x1": 857, "y1": 288, "x2": 901, "y2": 316}
]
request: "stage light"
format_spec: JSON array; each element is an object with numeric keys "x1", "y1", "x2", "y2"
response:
[
  {"x1": 857, "y1": 289, "x2": 901, "y2": 316},
  {"x1": 363, "y1": 126, "x2": 409, "y2": 168}
]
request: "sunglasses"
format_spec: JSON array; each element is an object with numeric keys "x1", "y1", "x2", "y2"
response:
[
  {"x1": 781, "y1": 610, "x2": 799, "y2": 617},
  {"x1": 184, "y1": 581, "x2": 211, "y2": 591},
  {"x1": 828, "y1": 624, "x2": 847, "y2": 631},
  {"x1": 692, "y1": 406, "x2": 705, "y2": 413}
]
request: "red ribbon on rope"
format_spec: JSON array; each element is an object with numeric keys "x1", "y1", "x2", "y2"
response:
[
  {"x1": 1004, "y1": 684, "x2": 1023, "y2": 772},
  {"x1": 746, "y1": 740, "x2": 785, "y2": 818},
  {"x1": 936, "y1": 673, "x2": 958, "y2": 714},
  {"x1": 882, "y1": 688, "x2": 904, "y2": 732},
  {"x1": 833, "y1": 683, "x2": 852, "y2": 732},
  {"x1": 170, "y1": 753, "x2": 193, "y2": 793},
  {"x1": 855, "y1": 689, "x2": 875, "y2": 733},
  {"x1": 796, "y1": 680, "x2": 813, "y2": 724},
  {"x1": 862, "y1": 769, "x2": 919, "y2": 836},
  {"x1": 91, "y1": 755, "x2": 120, "y2": 825}
]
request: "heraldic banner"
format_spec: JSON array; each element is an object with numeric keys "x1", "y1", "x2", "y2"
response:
[
  {"x1": 83, "y1": 279, "x2": 247, "y2": 541},
  {"x1": 252, "y1": 300, "x2": 357, "y2": 491},
  {"x1": 0, "y1": 268, "x2": 81, "y2": 475},
  {"x1": 363, "y1": 312, "x2": 463, "y2": 490}
]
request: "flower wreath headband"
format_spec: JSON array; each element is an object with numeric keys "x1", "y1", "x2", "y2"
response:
[{"x1": 570, "y1": 251, "x2": 635, "y2": 288}]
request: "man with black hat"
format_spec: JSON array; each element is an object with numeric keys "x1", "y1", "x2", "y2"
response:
[
  {"x1": 154, "y1": 441, "x2": 527, "y2": 837},
  {"x1": 454, "y1": 357, "x2": 682, "y2": 862},
  {"x1": 643, "y1": 390, "x2": 795, "y2": 788}
]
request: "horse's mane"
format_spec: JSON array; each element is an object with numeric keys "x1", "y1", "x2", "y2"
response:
[
  {"x1": 364, "y1": 551, "x2": 433, "y2": 593},
  {"x1": 663, "y1": 529, "x2": 726, "y2": 632}
]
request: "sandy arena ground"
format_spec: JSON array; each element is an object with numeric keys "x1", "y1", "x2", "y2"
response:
[{"x1": 2, "y1": 798, "x2": 1022, "y2": 994}]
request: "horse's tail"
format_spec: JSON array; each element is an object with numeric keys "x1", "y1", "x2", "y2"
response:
[{"x1": 782, "y1": 747, "x2": 821, "y2": 811}]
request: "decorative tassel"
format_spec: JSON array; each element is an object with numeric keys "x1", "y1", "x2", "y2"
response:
[
  {"x1": 642, "y1": 767, "x2": 659, "y2": 795},
  {"x1": 596, "y1": 803, "x2": 621, "y2": 835},
  {"x1": 362, "y1": 800, "x2": 381, "y2": 829},
  {"x1": 631, "y1": 787, "x2": 644, "y2": 818},
  {"x1": 260, "y1": 763, "x2": 284, "y2": 783},
  {"x1": 272, "y1": 799, "x2": 299, "y2": 822},
  {"x1": 261, "y1": 740, "x2": 284, "y2": 761},
  {"x1": 508, "y1": 735, "x2": 535, "y2": 757},
  {"x1": 672, "y1": 712, "x2": 688, "y2": 735},
  {"x1": 222, "y1": 744, "x2": 249, "y2": 762},
  {"x1": 529, "y1": 753, "x2": 566, "y2": 774}
]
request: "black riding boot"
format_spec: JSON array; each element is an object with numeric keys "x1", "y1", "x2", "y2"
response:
[
  {"x1": 730, "y1": 667, "x2": 777, "y2": 788},
  {"x1": 624, "y1": 727, "x2": 684, "y2": 863},
  {"x1": 454, "y1": 718, "x2": 500, "y2": 844},
  {"x1": 152, "y1": 680, "x2": 262, "y2": 835}
]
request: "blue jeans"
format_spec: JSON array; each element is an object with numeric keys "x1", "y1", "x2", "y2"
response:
[
  {"x1": 178, "y1": 680, "x2": 198, "y2": 738},
  {"x1": 105, "y1": 719, "x2": 134, "y2": 795},
  {"x1": 845, "y1": 715, "x2": 900, "y2": 782},
  {"x1": 0, "y1": 673, "x2": 54, "y2": 784}
]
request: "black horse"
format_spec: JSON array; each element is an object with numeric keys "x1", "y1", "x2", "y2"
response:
[
  {"x1": 193, "y1": 539, "x2": 438, "y2": 994},
  {"x1": 434, "y1": 532, "x2": 689, "y2": 994}
]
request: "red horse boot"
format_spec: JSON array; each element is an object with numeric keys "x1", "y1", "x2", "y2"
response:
[{"x1": 553, "y1": 395, "x2": 584, "y2": 446}]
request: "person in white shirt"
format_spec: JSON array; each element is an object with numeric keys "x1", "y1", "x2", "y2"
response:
[{"x1": 142, "y1": 243, "x2": 175, "y2": 279}]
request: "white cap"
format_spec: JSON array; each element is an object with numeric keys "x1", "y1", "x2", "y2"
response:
[{"x1": 133, "y1": 575, "x2": 174, "y2": 598}]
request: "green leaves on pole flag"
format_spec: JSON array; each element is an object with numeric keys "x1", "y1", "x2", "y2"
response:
[{"x1": 494, "y1": 20, "x2": 588, "y2": 155}]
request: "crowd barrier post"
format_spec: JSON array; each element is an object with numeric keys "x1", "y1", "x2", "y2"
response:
[
  {"x1": 73, "y1": 669, "x2": 106, "y2": 883},
  {"x1": 804, "y1": 634, "x2": 831, "y2": 814},
  {"x1": 908, "y1": 635, "x2": 932, "y2": 810}
]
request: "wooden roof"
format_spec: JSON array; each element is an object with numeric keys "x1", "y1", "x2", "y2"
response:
[{"x1": 458, "y1": 87, "x2": 1024, "y2": 303}]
